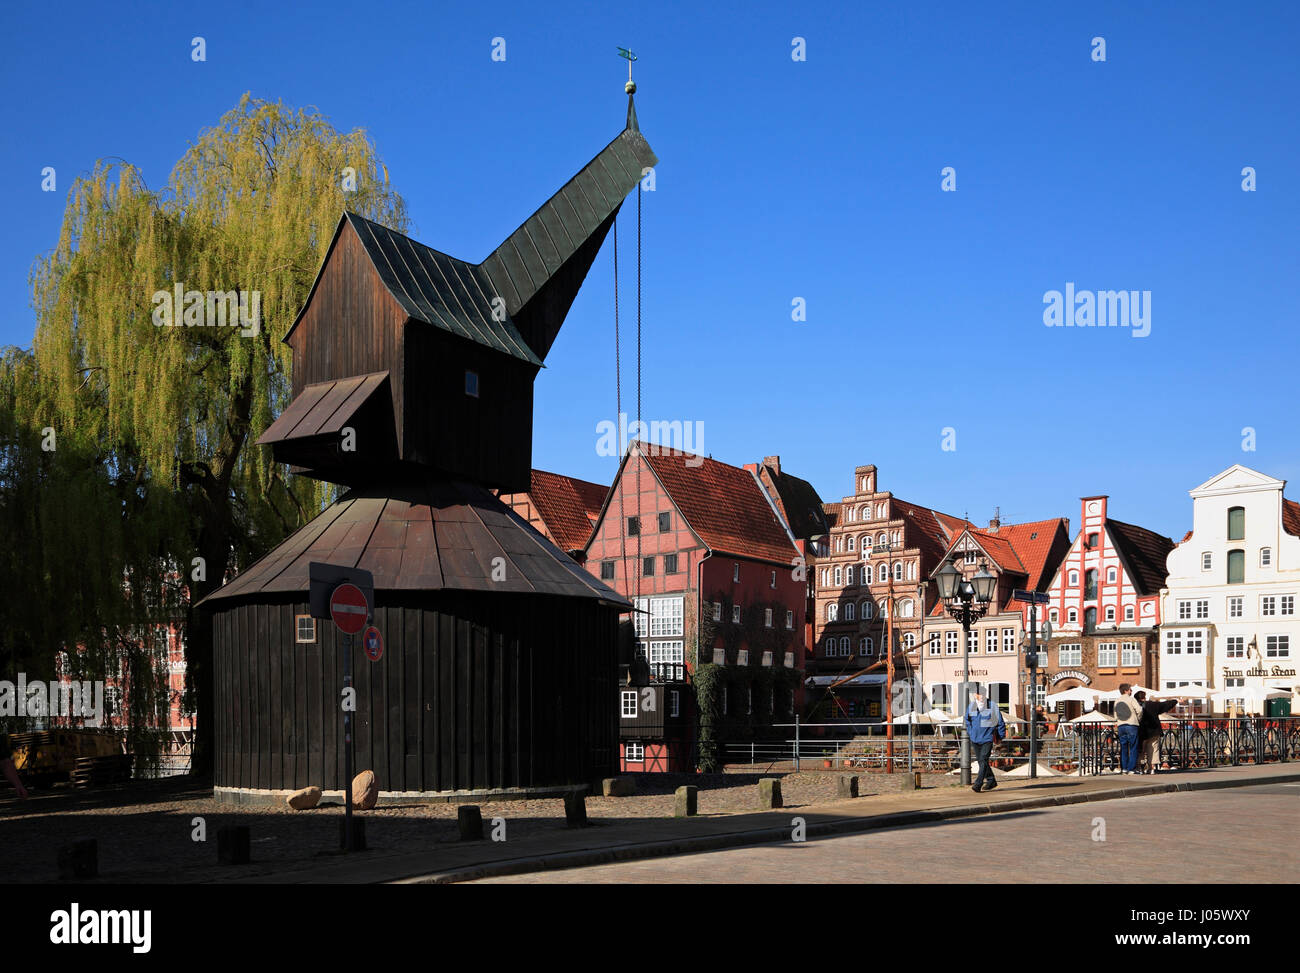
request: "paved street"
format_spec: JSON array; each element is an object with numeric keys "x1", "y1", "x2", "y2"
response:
[{"x1": 472, "y1": 785, "x2": 1300, "y2": 883}]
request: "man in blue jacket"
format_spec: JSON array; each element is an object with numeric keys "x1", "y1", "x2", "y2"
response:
[{"x1": 964, "y1": 692, "x2": 1006, "y2": 793}]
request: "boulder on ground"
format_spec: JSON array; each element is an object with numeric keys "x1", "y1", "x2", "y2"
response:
[
  {"x1": 286, "y1": 786, "x2": 322, "y2": 810},
  {"x1": 352, "y1": 770, "x2": 378, "y2": 810}
]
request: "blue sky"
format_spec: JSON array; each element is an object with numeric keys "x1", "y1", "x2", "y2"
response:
[{"x1": 4, "y1": 0, "x2": 1297, "y2": 541}]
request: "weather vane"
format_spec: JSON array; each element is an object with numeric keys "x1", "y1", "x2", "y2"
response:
[{"x1": 617, "y1": 46, "x2": 637, "y2": 93}]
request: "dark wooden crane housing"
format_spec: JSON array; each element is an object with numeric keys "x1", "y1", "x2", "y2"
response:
[{"x1": 202, "y1": 95, "x2": 657, "y2": 802}]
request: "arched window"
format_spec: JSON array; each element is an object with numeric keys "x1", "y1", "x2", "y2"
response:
[
  {"x1": 861, "y1": 636, "x2": 874, "y2": 656},
  {"x1": 1228, "y1": 506, "x2": 1245, "y2": 541},
  {"x1": 877, "y1": 564, "x2": 888, "y2": 583},
  {"x1": 1084, "y1": 570, "x2": 1098, "y2": 600},
  {"x1": 1227, "y1": 549, "x2": 1245, "y2": 584},
  {"x1": 876, "y1": 504, "x2": 886, "y2": 519},
  {"x1": 827, "y1": 603, "x2": 838, "y2": 622},
  {"x1": 846, "y1": 535, "x2": 856, "y2": 551},
  {"x1": 859, "y1": 505, "x2": 868, "y2": 521},
  {"x1": 845, "y1": 566, "x2": 855, "y2": 585},
  {"x1": 898, "y1": 599, "x2": 914, "y2": 618},
  {"x1": 839, "y1": 636, "x2": 850, "y2": 656},
  {"x1": 892, "y1": 530, "x2": 901, "y2": 545},
  {"x1": 877, "y1": 532, "x2": 887, "y2": 547},
  {"x1": 901, "y1": 632, "x2": 915, "y2": 649},
  {"x1": 894, "y1": 562, "x2": 904, "y2": 581},
  {"x1": 845, "y1": 602, "x2": 855, "y2": 621},
  {"x1": 861, "y1": 600, "x2": 873, "y2": 619},
  {"x1": 835, "y1": 535, "x2": 843, "y2": 553},
  {"x1": 862, "y1": 535, "x2": 872, "y2": 556},
  {"x1": 907, "y1": 561, "x2": 916, "y2": 580},
  {"x1": 878, "y1": 600, "x2": 889, "y2": 618}
]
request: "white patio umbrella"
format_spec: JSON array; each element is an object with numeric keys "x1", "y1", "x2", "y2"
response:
[
  {"x1": 889, "y1": 711, "x2": 935, "y2": 725},
  {"x1": 1151, "y1": 685, "x2": 1210, "y2": 699},
  {"x1": 1097, "y1": 685, "x2": 1157, "y2": 700},
  {"x1": 925, "y1": 708, "x2": 956, "y2": 723},
  {"x1": 1046, "y1": 686, "x2": 1102, "y2": 704},
  {"x1": 1211, "y1": 687, "x2": 1290, "y2": 712},
  {"x1": 1069, "y1": 710, "x2": 1116, "y2": 723}
]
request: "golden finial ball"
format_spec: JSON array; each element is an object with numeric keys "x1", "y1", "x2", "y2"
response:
[{"x1": 625, "y1": 80, "x2": 637, "y2": 94}]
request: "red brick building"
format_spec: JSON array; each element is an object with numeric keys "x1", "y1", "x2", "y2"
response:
[
  {"x1": 809, "y1": 464, "x2": 972, "y2": 725},
  {"x1": 499, "y1": 469, "x2": 609, "y2": 560},
  {"x1": 584, "y1": 442, "x2": 806, "y2": 772}
]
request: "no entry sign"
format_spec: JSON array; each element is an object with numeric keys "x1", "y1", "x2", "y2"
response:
[
  {"x1": 362, "y1": 626, "x2": 384, "y2": 662},
  {"x1": 330, "y1": 583, "x2": 369, "y2": 635}
]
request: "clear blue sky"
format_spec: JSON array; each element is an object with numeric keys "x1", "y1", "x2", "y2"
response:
[{"x1": 4, "y1": 0, "x2": 1297, "y2": 542}]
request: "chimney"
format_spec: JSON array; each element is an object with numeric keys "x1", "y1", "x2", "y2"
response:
[
  {"x1": 988, "y1": 507, "x2": 1001, "y2": 532},
  {"x1": 763, "y1": 455, "x2": 781, "y2": 475}
]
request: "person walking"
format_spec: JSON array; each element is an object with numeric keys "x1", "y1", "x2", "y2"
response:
[
  {"x1": 1135, "y1": 690, "x2": 1179, "y2": 774},
  {"x1": 965, "y1": 691, "x2": 1006, "y2": 793},
  {"x1": 1114, "y1": 684, "x2": 1142, "y2": 774}
]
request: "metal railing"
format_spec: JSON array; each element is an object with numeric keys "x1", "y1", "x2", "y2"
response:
[
  {"x1": 1076, "y1": 717, "x2": 1299, "y2": 775},
  {"x1": 717, "y1": 734, "x2": 1084, "y2": 775}
]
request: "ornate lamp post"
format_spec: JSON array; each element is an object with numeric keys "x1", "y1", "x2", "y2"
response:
[{"x1": 935, "y1": 558, "x2": 997, "y2": 785}]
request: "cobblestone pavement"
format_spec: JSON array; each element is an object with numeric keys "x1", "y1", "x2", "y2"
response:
[
  {"x1": 0, "y1": 769, "x2": 964, "y2": 883},
  {"x1": 472, "y1": 785, "x2": 1300, "y2": 883}
]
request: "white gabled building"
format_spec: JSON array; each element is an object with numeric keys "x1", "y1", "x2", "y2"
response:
[{"x1": 1160, "y1": 465, "x2": 1300, "y2": 712}]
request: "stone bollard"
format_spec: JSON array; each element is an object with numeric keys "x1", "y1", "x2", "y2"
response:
[
  {"x1": 458, "y1": 805, "x2": 484, "y2": 841},
  {"x1": 602, "y1": 777, "x2": 637, "y2": 797},
  {"x1": 339, "y1": 817, "x2": 367, "y2": 851},
  {"x1": 897, "y1": 771, "x2": 920, "y2": 792},
  {"x1": 758, "y1": 778, "x2": 783, "y2": 809},
  {"x1": 837, "y1": 775, "x2": 860, "y2": 799},
  {"x1": 564, "y1": 792, "x2": 588, "y2": 828},
  {"x1": 674, "y1": 785, "x2": 698, "y2": 817},
  {"x1": 217, "y1": 825, "x2": 250, "y2": 865},
  {"x1": 57, "y1": 839, "x2": 98, "y2": 879}
]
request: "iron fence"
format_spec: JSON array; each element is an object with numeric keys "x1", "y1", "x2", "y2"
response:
[{"x1": 1076, "y1": 717, "x2": 1299, "y2": 775}]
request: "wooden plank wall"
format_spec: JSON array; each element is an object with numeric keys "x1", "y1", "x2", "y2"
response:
[{"x1": 213, "y1": 592, "x2": 619, "y2": 792}]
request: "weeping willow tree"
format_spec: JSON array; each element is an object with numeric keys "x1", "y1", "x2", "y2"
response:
[{"x1": 17, "y1": 93, "x2": 408, "y2": 773}]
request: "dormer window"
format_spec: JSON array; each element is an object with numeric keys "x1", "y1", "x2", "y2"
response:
[{"x1": 465, "y1": 370, "x2": 479, "y2": 397}]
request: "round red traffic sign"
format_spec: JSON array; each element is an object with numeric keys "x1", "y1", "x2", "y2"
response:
[
  {"x1": 329, "y1": 583, "x2": 369, "y2": 635},
  {"x1": 362, "y1": 626, "x2": 384, "y2": 662}
]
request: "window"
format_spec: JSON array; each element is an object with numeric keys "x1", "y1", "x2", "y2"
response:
[
  {"x1": 1086, "y1": 532, "x2": 1099, "y2": 549},
  {"x1": 1061, "y1": 643, "x2": 1084, "y2": 666},
  {"x1": 902, "y1": 633, "x2": 915, "y2": 649},
  {"x1": 846, "y1": 535, "x2": 855, "y2": 551},
  {"x1": 1267, "y1": 635, "x2": 1290, "y2": 658},
  {"x1": 770, "y1": 570, "x2": 777, "y2": 588},
  {"x1": 1195, "y1": 600, "x2": 1208, "y2": 619},
  {"x1": 838, "y1": 638, "x2": 849, "y2": 658},
  {"x1": 985, "y1": 629, "x2": 997, "y2": 653},
  {"x1": 712, "y1": 602, "x2": 722, "y2": 622},
  {"x1": 1282, "y1": 595, "x2": 1295, "y2": 615},
  {"x1": 785, "y1": 610, "x2": 793, "y2": 629},
  {"x1": 945, "y1": 631, "x2": 958, "y2": 655},
  {"x1": 931, "y1": 684, "x2": 953, "y2": 710},
  {"x1": 1067, "y1": 608, "x2": 1078, "y2": 624},
  {"x1": 860, "y1": 636, "x2": 874, "y2": 656},
  {"x1": 1002, "y1": 628, "x2": 1015, "y2": 653},
  {"x1": 1105, "y1": 606, "x2": 1115, "y2": 622},
  {"x1": 634, "y1": 596, "x2": 684, "y2": 637},
  {"x1": 721, "y1": 685, "x2": 728, "y2": 714},
  {"x1": 764, "y1": 608, "x2": 773, "y2": 628},
  {"x1": 928, "y1": 635, "x2": 941, "y2": 656},
  {"x1": 1178, "y1": 601, "x2": 1192, "y2": 620},
  {"x1": 1124, "y1": 606, "x2": 1134, "y2": 622},
  {"x1": 861, "y1": 600, "x2": 873, "y2": 619},
  {"x1": 1107, "y1": 567, "x2": 1117, "y2": 583},
  {"x1": 1261, "y1": 548, "x2": 1272, "y2": 568},
  {"x1": 1049, "y1": 609, "x2": 1059, "y2": 624},
  {"x1": 1166, "y1": 631, "x2": 1183, "y2": 655},
  {"x1": 846, "y1": 603, "x2": 856, "y2": 621},
  {"x1": 295, "y1": 615, "x2": 316, "y2": 643},
  {"x1": 826, "y1": 603, "x2": 838, "y2": 623},
  {"x1": 649, "y1": 641, "x2": 684, "y2": 667},
  {"x1": 845, "y1": 566, "x2": 854, "y2": 585},
  {"x1": 652, "y1": 511, "x2": 669, "y2": 533},
  {"x1": 669, "y1": 691, "x2": 680, "y2": 717},
  {"x1": 898, "y1": 598, "x2": 914, "y2": 618},
  {"x1": 1262, "y1": 595, "x2": 1277, "y2": 617},
  {"x1": 1186, "y1": 630, "x2": 1205, "y2": 655},
  {"x1": 967, "y1": 630, "x2": 978, "y2": 654},
  {"x1": 465, "y1": 370, "x2": 479, "y2": 397},
  {"x1": 1068, "y1": 570, "x2": 1079, "y2": 587},
  {"x1": 863, "y1": 535, "x2": 873, "y2": 554},
  {"x1": 1084, "y1": 570, "x2": 1098, "y2": 600},
  {"x1": 964, "y1": 551, "x2": 977, "y2": 566},
  {"x1": 621, "y1": 691, "x2": 638, "y2": 718},
  {"x1": 1227, "y1": 596, "x2": 1242, "y2": 618},
  {"x1": 732, "y1": 605, "x2": 742, "y2": 624},
  {"x1": 1228, "y1": 506, "x2": 1245, "y2": 541},
  {"x1": 627, "y1": 516, "x2": 640, "y2": 536},
  {"x1": 625, "y1": 742, "x2": 644, "y2": 762},
  {"x1": 1222, "y1": 546, "x2": 1242, "y2": 585},
  {"x1": 877, "y1": 564, "x2": 888, "y2": 583},
  {"x1": 662, "y1": 554, "x2": 679, "y2": 574},
  {"x1": 600, "y1": 560, "x2": 615, "y2": 580},
  {"x1": 894, "y1": 562, "x2": 904, "y2": 581},
  {"x1": 1226, "y1": 636, "x2": 1245, "y2": 659},
  {"x1": 1121, "y1": 642, "x2": 1141, "y2": 666},
  {"x1": 834, "y1": 567, "x2": 842, "y2": 586},
  {"x1": 1201, "y1": 552, "x2": 1212, "y2": 572},
  {"x1": 733, "y1": 563, "x2": 740, "y2": 583},
  {"x1": 643, "y1": 557, "x2": 655, "y2": 577}
]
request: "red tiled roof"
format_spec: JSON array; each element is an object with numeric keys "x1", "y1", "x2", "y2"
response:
[
  {"x1": 965, "y1": 529, "x2": 1026, "y2": 576},
  {"x1": 996, "y1": 518, "x2": 1070, "y2": 589},
  {"x1": 1284, "y1": 498, "x2": 1300, "y2": 538},
  {"x1": 639, "y1": 445, "x2": 799, "y2": 565},
  {"x1": 527, "y1": 469, "x2": 609, "y2": 553}
]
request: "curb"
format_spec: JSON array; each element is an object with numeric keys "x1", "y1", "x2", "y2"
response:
[{"x1": 399, "y1": 770, "x2": 1300, "y2": 884}]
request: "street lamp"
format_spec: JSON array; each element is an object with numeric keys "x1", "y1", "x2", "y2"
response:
[
  {"x1": 1020, "y1": 617, "x2": 1052, "y2": 778},
  {"x1": 936, "y1": 558, "x2": 997, "y2": 785}
]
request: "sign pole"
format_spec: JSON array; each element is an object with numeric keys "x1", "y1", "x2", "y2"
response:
[
  {"x1": 1028, "y1": 605, "x2": 1038, "y2": 779},
  {"x1": 344, "y1": 630, "x2": 354, "y2": 851}
]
